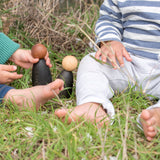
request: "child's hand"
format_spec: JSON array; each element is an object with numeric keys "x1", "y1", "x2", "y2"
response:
[
  {"x1": 0, "y1": 64, "x2": 23, "y2": 84},
  {"x1": 95, "y1": 41, "x2": 132, "y2": 69},
  {"x1": 9, "y1": 49, "x2": 52, "y2": 69}
]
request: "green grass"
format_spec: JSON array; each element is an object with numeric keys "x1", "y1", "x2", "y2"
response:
[
  {"x1": 1, "y1": 0, "x2": 160, "y2": 159},
  {"x1": 1, "y1": 90, "x2": 160, "y2": 159}
]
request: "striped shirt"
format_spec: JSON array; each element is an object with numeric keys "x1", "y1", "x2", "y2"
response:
[{"x1": 95, "y1": 0, "x2": 160, "y2": 60}]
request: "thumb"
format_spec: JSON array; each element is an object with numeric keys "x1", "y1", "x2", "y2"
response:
[{"x1": 28, "y1": 55, "x2": 39, "y2": 64}]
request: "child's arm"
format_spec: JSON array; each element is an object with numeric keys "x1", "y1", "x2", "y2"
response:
[
  {"x1": 95, "y1": 0, "x2": 131, "y2": 68},
  {"x1": 95, "y1": 0, "x2": 123, "y2": 45}
]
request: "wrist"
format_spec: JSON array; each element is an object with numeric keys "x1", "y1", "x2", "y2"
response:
[
  {"x1": 0, "y1": 33, "x2": 20, "y2": 64},
  {"x1": 9, "y1": 49, "x2": 18, "y2": 63},
  {"x1": 100, "y1": 41, "x2": 111, "y2": 48}
]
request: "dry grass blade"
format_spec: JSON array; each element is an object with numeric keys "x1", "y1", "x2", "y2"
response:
[
  {"x1": 3, "y1": 0, "x2": 93, "y2": 53},
  {"x1": 67, "y1": 23, "x2": 120, "y2": 69},
  {"x1": 68, "y1": 23, "x2": 138, "y2": 88},
  {"x1": 131, "y1": 120, "x2": 138, "y2": 160},
  {"x1": 2, "y1": 0, "x2": 160, "y2": 159},
  {"x1": 97, "y1": 127, "x2": 109, "y2": 159},
  {"x1": 123, "y1": 103, "x2": 129, "y2": 160},
  {"x1": 42, "y1": 139, "x2": 46, "y2": 160}
]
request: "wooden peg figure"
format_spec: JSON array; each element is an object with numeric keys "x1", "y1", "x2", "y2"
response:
[
  {"x1": 57, "y1": 55, "x2": 78, "y2": 98},
  {"x1": 31, "y1": 44, "x2": 52, "y2": 86}
]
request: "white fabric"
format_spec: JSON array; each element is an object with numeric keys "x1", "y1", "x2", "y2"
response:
[{"x1": 76, "y1": 52, "x2": 160, "y2": 120}]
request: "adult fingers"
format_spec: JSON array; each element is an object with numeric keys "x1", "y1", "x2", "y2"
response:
[
  {"x1": 6, "y1": 72, "x2": 23, "y2": 81},
  {"x1": 45, "y1": 57, "x2": 52, "y2": 68},
  {"x1": 0, "y1": 65, "x2": 17, "y2": 72},
  {"x1": 2, "y1": 72, "x2": 23, "y2": 84},
  {"x1": 28, "y1": 52, "x2": 39, "y2": 64},
  {"x1": 44, "y1": 52, "x2": 52, "y2": 68}
]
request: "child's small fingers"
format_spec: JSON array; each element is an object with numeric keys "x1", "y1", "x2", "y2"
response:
[
  {"x1": 108, "y1": 54, "x2": 118, "y2": 69},
  {"x1": 95, "y1": 49, "x2": 102, "y2": 60},
  {"x1": 116, "y1": 52, "x2": 124, "y2": 67},
  {"x1": 101, "y1": 54, "x2": 107, "y2": 63},
  {"x1": 123, "y1": 48, "x2": 132, "y2": 61}
]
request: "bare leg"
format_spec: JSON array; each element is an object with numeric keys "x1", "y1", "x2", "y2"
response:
[
  {"x1": 140, "y1": 108, "x2": 160, "y2": 141},
  {"x1": 55, "y1": 102, "x2": 109, "y2": 127},
  {"x1": 3, "y1": 79, "x2": 64, "y2": 110}
]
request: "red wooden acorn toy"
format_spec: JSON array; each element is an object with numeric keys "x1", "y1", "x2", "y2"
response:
[
  {"x1": 57, "y1": 55, "x2": 78, "y2": 98},
  {"x1": 31, "y1": 44, "x2": 52, "y2": 86}
]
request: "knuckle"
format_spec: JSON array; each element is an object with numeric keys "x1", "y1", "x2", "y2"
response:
[{"x1": 109, "y1": 53, "x2": 115, "y2": 59}]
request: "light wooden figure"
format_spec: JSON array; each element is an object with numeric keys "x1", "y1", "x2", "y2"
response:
[{"x1": 57, "y1": 55, "x2": 78, "y2": 98}]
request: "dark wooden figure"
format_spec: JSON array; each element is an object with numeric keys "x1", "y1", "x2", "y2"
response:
[
  {"x1": 57, "y1": 70, "x2": 73, "y2": 98},
  {"x1": 32, "y1": 59, "x2": 52, "y2": 86},
  {"x1": 31, "y1": 44, "x2": 52, "y2": 86}
]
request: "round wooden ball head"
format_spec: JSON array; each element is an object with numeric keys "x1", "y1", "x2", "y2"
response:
[
  {"x1": 62, "y1": 55, "x2": 78, "y2": 71},
  {"x1": 31, "y1": 43, "x2": 47, "y2": 59}
]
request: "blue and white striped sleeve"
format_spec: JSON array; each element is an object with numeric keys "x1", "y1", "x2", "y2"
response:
[{"x1": 95, "y1": 0, "x2": 123, "y2": 46}]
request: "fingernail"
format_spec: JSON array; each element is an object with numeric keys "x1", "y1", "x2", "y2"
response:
[
  {"x1": 13, "y1": 66, "x2": 17, "y2": 70},
  {"x1": 120, "y1": 64, "x2": 124, "y2": 67},
  {"x1": 113, "y1": 66, "x2": 117, "y2": 69}
]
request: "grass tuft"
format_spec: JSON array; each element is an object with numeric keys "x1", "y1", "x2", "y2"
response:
[{"x1": 1, "y1": 0, "x2": 160, "y2": 159}]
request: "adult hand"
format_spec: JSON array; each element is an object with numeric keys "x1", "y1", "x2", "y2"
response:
[
  {"x1": 44, "y1": 51, "x2": 52, "y2": 68},
  {"x1": 95, "y1": 41, "x2": 132, "y2": 69},
  {"x1": 0, "y1": 64, "x2": 23, "y2": 84},
  {"x1": 9, "y1": 49, "x2": 52, "y2": 69}
]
